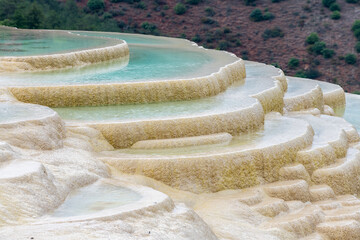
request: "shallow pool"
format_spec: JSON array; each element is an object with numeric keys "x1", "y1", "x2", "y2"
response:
[
  {"x1": 0, "y1": 27, "x2": 117, "y2": 57},
  {"x1": 52, "y1": 182, "x2": 141, "y2": 218},
  {"x1": 344, "y1": 93, "x2": 360, "y2": 131},
  {"x1": 0, "y1": 30, "x2": 236, "y2": 86}
]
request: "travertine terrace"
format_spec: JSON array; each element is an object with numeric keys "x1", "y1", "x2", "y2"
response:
[{"x1": 0, "y1": 26, "x2": 359, "y2": 240}]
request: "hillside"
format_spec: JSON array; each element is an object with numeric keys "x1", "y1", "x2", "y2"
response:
[{"x1": 1, "y1": 0, "x2": 359, "y2": 93}]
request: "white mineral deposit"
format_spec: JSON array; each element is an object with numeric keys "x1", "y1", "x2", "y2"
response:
[{"x1": 0, "y1": 26, "x2": 359, "y2": 240}]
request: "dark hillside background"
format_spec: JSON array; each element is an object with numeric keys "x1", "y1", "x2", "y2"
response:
[{"x1": 0, "y1": 0, "x2": 359, "y2": 93}]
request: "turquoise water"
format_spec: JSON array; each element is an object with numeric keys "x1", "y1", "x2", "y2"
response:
[
  {"x1": 0, "y1": 30, "x2": 223, "y2": 86},
  {"x1": 0, "y1": 45, "x2": 212, "y2": 86},
  {"x1": 73, "y1": 31, "x2": 172, "y2": 46},
  {"x1": 54, "y1": 93, "x2": 255, "y2": 122},
  {"x1": 0, "y1": 27, "x2": 116, "y2": 57},
  {"x1": 344, "y1": 93, "x2": 360, "y2": 131},
  {"x1": 52, "y1": 182, "x2": 141, "y2": 218},
  {"x1": 53, "y1": 63, "x2": 279, "y2": 121}
]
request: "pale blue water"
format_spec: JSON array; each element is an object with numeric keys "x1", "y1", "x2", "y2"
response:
[
  {"x1": 72, "y1": 31, "x2": 171, "y2": 46},
  {"x1": 0, "y1": 28, "x2": 115, "y2": 57},
  {"x1": 52, "y1": 182, "x2": 141, "y2": 218},
  {"x1": 344, "y1": 93, "x2": 360, "y2": 131},
  {"x1": 0, "y1": 45, "x2": 212, "y2": 86},
  {"x1": 0, "y1": 30, "x2": 217, "y2": 86},
  {"x1": 286, "y1": 77, "x2": 318, "y2": 97},
  {"x1": 53, "y1": 63, "x2": 280, "y2": 121}
]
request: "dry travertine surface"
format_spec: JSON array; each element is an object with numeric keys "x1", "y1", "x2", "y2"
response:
[{"x1": 0, "y1": 71, "x2": 360, "y2": 239}]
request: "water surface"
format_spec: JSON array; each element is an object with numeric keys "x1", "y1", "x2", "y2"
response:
[
  {"x1": 344, "y1": 93, "x2": 360, "y2": 131},
  {"x1": 52, "y1": 182, "x2": 141, "y2": 218}
]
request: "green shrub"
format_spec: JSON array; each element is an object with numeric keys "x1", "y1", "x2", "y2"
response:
[
  {"x1": 174, "y1": 3, "x2": 186, "y2": 15},
  {"x1": 295, "y1": 68, "x2": 321, "y2": 79},
  {"x1": 352, "y1": 20, "x2": 360, "y2": 32},
  {"x1": 331, "y1": 11, "x2": 341, "y2": 20},
  {"x1": 141, "y1": 21, "x2": 157, "y2": 33},
  {"x1": 322, "y1": 48, "x2": 335, "y2": 58},
  {"x1": 310, "y1": 41, "x2": 326, "y2": 55},
  {"x1": 294, "y1": 70, "x2": 307, "y2": 78},
  {"x1": 205, "y1": 7, "x2": 215, "y2": 16},
  {"x1": 355, "y1": 42, "x2": 360, "y2": 53},
  {"x1": 271, "y1": 62, "x2": 280, "y2": 68},
  {"x1": 249, "y1": 9, "x2": 275, "y2": 22},
  {"x1": 353, "y1": 90, "x2": 360, "y2": 95},
  {"x1": 288, "y1": 58, "x2": 300, "y2": 69},
  {"x1": 322, "y1": 0, "x2": 336, "y2": 8},
  {"x1": 191, "y1": 34, "x2": 202, "y2": 43},
  {"x1": 244, "y1": 0, "x2": 256, "y2": 6},
  {"x1": 346, "y1": 0, "x2": 359, "y2": 3},
  {"x1": 354, "y1": 29, "x2": 360, "y2": 40},
  {"x1": 305, "y1": 68, "x2": 321, "y2": 79},
  {"x1": 217, "y1": 40, "x2": 229, "y2": 50},
  {"x1": 306, "y1": 32, "x2": 319, "y2": 44},
  {"x1": 345, "y1": 54, "x2": 357, "y2": 64},
  {"x1": 250, "y1": 9, "x2": 263, "y2": 22},
  {"x1": 329, "y1": 3, "x2": 340, "y2": 11},
  {"x1": 263, "y1": 12, "x2": 275, "y2": 20},
  {"x1": 135, "y1": 1, "x2": 146, "y2": 9},
  {"x1": 223, "y1": 28, "x2": 231, "y2": 34},
  {"x1": 262, "y1": 27, "x2": 284, "y2": 40},
  {"x1": 87, "y1": 0, "x2": 105, "y2": 11},
  {"x1": 102, "y1": 12, "x2": 112, "y2": 19},
  {"x1": 185, "y1": 0, "x2": 202, "y2": 5}
]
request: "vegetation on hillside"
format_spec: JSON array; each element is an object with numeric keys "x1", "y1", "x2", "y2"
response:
[{"x1": 0, "y1": 0, "x2": 121, "y2": 31}]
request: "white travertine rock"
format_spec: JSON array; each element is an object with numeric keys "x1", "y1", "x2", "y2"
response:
[
  {"x1": 315, "y1": 80, "x2": 346, "y2": 115},
  {"x1": 323, "y1": 105, "x2": 335, "y2": 116},
  {"x1": 0, "y1": 160, "x2": 61, "y2": 224},
  {"x1": 251, "y1": 197, "x2": 289, "y2": 217},
  {"x1": 263, "y1": 180, "x2": 311, "y2": 202},
  {"x1": 0, "y1": 88, "x2": 17, "y2": 102},
  {"x1": 0, "y1": 28, "x2": 359, "y2": 239},
  {"x1": 64, "y1": 126, "x2": 114, "y2": 152},
  {"x1": 131, "y1": 133, "x2": 233, "y2": 149},
  {"x1": 0, "y1": 42, "x2": 129, "y2": 72},
  {"x1": 309, "y1": 185, "x2": 336, "y2": 202},
  {"x1": 0, "y1": 179, "x2": 218, "y2": 240},
  {"x1": 312, "y1": 148, "x2": 360, "y2": 195},
  {"x1": 317, "y1": 220, "x2": 360, "y2": 240},
  {"x1": 336, "y1": 195, "x2": 360, "y2": 207},
  {"x1": 0, "y1": 103, "x2": 65, "y2": 150},
  {"x1": 0, "y1": 142, "x2": 17, "y2": 163},
  {"x1": 261, "y1": 205, "x2": 325, "y2": 238},
  {"x1": 324, "y1": 206, "x2": 360, "y2": 222},
  {"x1": 285, "y1": 77, "x2": 324, "y2": 113},
  {"x1": 320, "y1": 115, "x2": 360, "y2": 143},
  {"x1": 290, "y1": 114, "x2": 350, "y2": 174},
  {"x1": 313, "y1": 200, "x2": 342, "y2": 211},
  {"x1": 279, "y1": 164, "x2": 311, "y2": 183},
  {"x1": 9, "y1": 59, "x2": 245, "y2": 107}
]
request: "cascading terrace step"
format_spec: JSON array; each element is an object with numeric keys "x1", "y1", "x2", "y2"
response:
[
  {"x1": 285, "y1": 77, "x2": 324, "y2": 113},
  {"x1": 100, "y1": 115, "x2": 313, "y2": 193}
]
